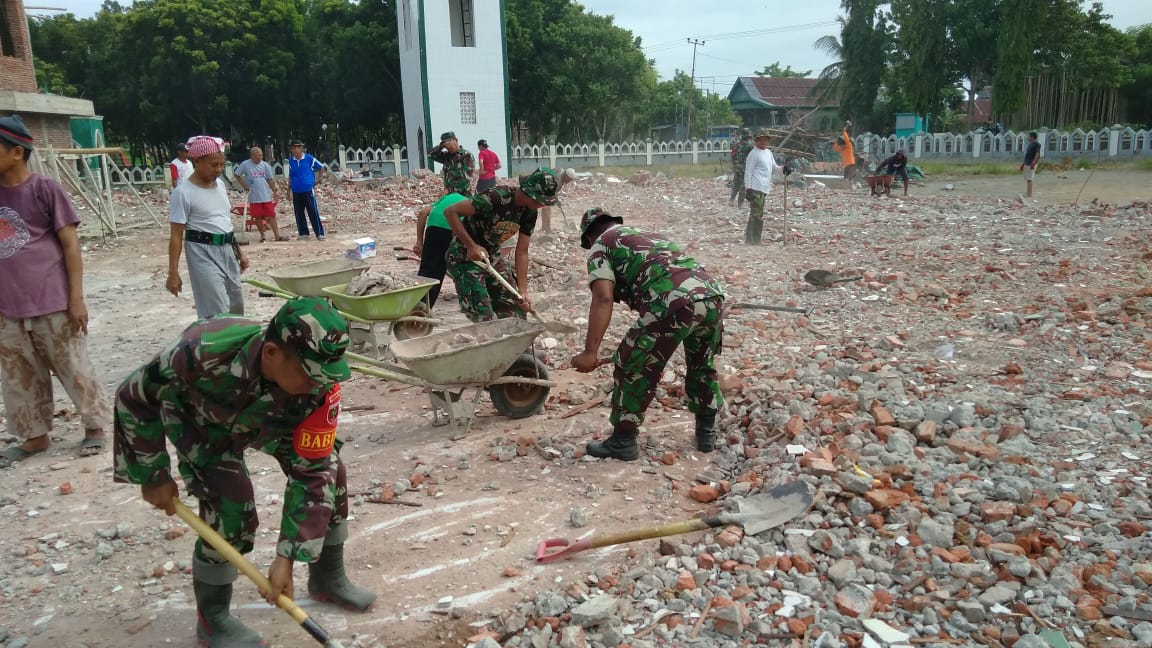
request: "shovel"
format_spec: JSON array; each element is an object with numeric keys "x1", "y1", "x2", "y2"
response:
[
  {"x1": 173, "y1": 499, "x2": 346, "y2": 648},
  {"x1": 476, "y1": 259, "x2": 579, "y2": 335},
  {"x1": 536, "y1": 480, "x2": 813, "y2": 563},
  {"x1": 804, "y1": 269, "x2": 863, "y2": 288}
]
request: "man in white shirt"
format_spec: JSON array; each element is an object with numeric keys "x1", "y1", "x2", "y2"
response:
[
  {"x1": 170, "y1": 143, "x2": 194, "y2": 188},
  {"x1": 743, "y1": 129, "x2": 788, "y2": 245}
]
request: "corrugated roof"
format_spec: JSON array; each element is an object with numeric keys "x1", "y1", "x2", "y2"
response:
[{"x1": 735, "y1": 77, "x2": 836, "y2": 108}]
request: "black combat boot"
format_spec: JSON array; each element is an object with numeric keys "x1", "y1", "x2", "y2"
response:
[
  {"x1": 586, "y1": 427, "x2": 640, "y2": 461},
  {"x1": 695, "y1": 411, "x2": 718, "y2": 453},
  {"x1": 193, "y1": 558, "x2": 266, "y2": 648},
  {"x1": 307, "y1": 526, "x2": 378, "y2": 611}
]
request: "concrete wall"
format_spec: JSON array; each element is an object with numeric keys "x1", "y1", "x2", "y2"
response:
[
  {"x1": 0, "y1": 111, "x2": 72, "y2": 149},
  {"x1": 397, "y1": 0, "x2": 427, "y2": 172}
]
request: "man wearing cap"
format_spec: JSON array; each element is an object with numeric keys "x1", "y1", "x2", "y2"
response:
[
  {"x1": 572, "y1": 209, "x2": 725, "y2": 460},
  {"x1": 430, "y1": 131, "x2": 475, "y2": 196},
  {"x1": 0, "y1": 114, "x2": 112, "y2": 467},
  {"x1": 170, "y1": 143, "x2": 193, "y2": 188},
  {"x1": 442, "y1": 167, "x2": 559, "y2": 322},
  {"x1": 167, "y1": 135, "x2": 249, "y2": 320},
  {"x1": 743, "y1": 128, "x2": 787, "y2": 245},
  {"x1": 728, "y1": 129, "x2": 753, "y2": 207},
  {"x1": 113, "y1": 297, "x2": 376, "y2": 648},
  {"x1": 476, "y1": 139, "x2": 500, "y2": 193},
  {"x1": 287, "y1": 140, "x2": 327, "y2": 240}
]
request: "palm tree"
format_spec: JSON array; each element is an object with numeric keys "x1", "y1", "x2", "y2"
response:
[{"x1": 812, "y1": 15, "x2": 847, "y2": 107}]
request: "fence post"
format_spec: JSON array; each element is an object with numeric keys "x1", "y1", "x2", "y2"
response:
[
  {"x1": 338, "y1": 144, "x2": 347, "y2": 172},
  {"x1": 972, "y1": 133, "x2": 981, "y2": 159},
  {"x1": 1109, "y1": 125, "x2": 1121, "y2": 158},
  {"x1": 393, "y1": 145, "x2": 403, "y2": 176},
  {"x1": 691, "y1": 139, "x2": 699, "y2": 164},
  {"x1": 597, "y1": 140, "x2": 605, "y2": 167},
  {"x1": 645, "y1": 138, "x2": 653, "y2": 166},
  {"x1": 914, "y1": 133, "x2": 923, "y2": 159},
  {"x1": 549, "y1": 141, "x2": 557, "y2": 170}
]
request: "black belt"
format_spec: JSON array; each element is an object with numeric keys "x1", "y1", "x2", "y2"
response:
[{"x1": 184, "y1": 229, "x2": 235, "y2": 245}]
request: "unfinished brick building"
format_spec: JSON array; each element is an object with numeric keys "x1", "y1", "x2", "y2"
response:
[{"x1": 0, "y1": 0, "x2": 95, "y2": 148}]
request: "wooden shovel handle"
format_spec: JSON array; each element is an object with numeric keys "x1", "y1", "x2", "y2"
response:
[{"x1": 535, "y1": 517, "x2": 720, "y2": 563}]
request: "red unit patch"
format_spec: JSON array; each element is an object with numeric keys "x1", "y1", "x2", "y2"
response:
[{"x1": 293, "y1": 384, "x2": 341, "y2": 459}]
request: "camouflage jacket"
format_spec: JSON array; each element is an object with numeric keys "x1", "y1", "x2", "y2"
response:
[
  {"x1": 733, "y1": 140, "x2": 753, "y2": 171},
  {"x1": 112, "y1": 318, "x2": 340, "y2": 562},
  {"x1": 457, "y1": 187, "x2": 537, "y2": 255},
  {"x1": 431, "y1": 146, "x2": 475, "y2": 195},
  {"x1": 586, "y1": 225, "x2": 724, "y2": 319}
]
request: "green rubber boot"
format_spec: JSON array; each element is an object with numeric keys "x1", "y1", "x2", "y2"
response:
[
  {"x1": 586, "y1": 427, "x2": 640, "y2": 461},
  {"x1": 308, "y1": 527, "x2": 377, "y2": 611},
  {"x1": 695, "y1": 411, "x2": 718, "y2": 453},
  {"x1": 193, "y1": 559, "x2": 266, "y2": 648}
]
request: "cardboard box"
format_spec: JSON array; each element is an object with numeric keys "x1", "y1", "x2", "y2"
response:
[{"x1": 345, "y1": 237, "x2": 377, "y2": 260}]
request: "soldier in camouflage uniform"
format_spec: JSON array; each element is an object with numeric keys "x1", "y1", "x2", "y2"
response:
[
  {"x1": 429, "y1": 131, "x2": 475, "y2": 196},
  {"x1": 571, "y1": 209, "x2": 726, "y2": 461},
  {"x1": 443, "y1": 167, "x2": 560, "y2": 322},
  {"x1": 729, "y1": 129, "x2": 753, "y2": 207},
  {"x1": 112, "y1": 297, "x2": 375, "y2": 648}
]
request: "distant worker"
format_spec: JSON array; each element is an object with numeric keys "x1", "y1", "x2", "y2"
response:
[
  {"x1": 413, "y1": 192, "x2": 469, "y2": 309},
  {"x1": 170, "y1": 143, "x2": 193, "y2": 188},
  {"x1": 743, "y1": 128, "x2": 788, "y2": 245},
  {"x1": 234, "y1": 146, "x2": 288, "y2": 243},
  {"x1": 287, "y1": 140, "x2": 327, "y2": 241},
  {"x1": 832, "y1": 121, "x2": 857, "y2": 186},
  {"x1": 476, "y1": 139, "x2": 501, "y2": 193},
  {"x1": 430, "y1": 132, "x2": 475, "y2": 196},
  {"x1": 538, "y1": 168, "x2": 578, "y2": 233},
  {"x1": 729, "y1": 129, "x2": 753, "y2": 207},
  {"x1": 876, "y1": 147, "x2": 910, "y2": 197},
  {"x1": 1021, "y1": 131, "x2": 1041, "y2": 199},
  {"x1": 572, "y1": 209, "x2": 726, "y2": 461}
]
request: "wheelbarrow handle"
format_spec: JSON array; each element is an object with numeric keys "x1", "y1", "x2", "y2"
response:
[{"x1": 172, "y1": 499, "x2": 343, "y2": 647}]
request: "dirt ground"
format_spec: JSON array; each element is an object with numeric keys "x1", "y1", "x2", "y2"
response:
[{"x1": 0, "y1": 167, "x2": 1149, "y2": 648}]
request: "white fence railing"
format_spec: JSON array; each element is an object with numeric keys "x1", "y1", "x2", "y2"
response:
[{"x1": 111, "y1": 127, "x2": 1152, "y2": 186}]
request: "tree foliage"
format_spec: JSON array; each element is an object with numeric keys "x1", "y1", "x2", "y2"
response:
[{"x1": 754, "y1": 62, "x2": 811, "y2": 78}]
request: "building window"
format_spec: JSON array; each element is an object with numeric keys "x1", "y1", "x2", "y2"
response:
[
  {"x1": 0, "y1": 1, "x2": 17, "y2": 57},
  {"x1": 449, "y1": 0, "x2": 474, "y2": 47},
  {"x1": 459, "y1": 92, "x2": 477, "y2": 125}
]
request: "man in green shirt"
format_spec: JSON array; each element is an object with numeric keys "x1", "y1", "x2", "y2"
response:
[{"x1": 413, "y1": 193, "x2": 469, "y2": 308}]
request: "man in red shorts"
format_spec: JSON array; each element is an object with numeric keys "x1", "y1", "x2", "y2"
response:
[{"x1": 234, "y1": 146, "x2": 288, "y2": 242}]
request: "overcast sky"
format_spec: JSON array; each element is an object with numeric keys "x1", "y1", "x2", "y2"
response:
[{"x1": 31, "y1": 0, "x2": 1152, "y2": 98}]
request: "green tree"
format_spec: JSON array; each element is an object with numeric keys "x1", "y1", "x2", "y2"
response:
[
  {"x1": 993, "y1": 0, "x2": 1042, "y2": 115},
  {"x1": 837, "y1": 0, "x2": 891, "y2": 129},
  {"x1": 1122, "y1": 25, "x2": 1152, "y2": 127},
  {"x1": 755, "y1": 62, "x2": 811, "y2": 78}
]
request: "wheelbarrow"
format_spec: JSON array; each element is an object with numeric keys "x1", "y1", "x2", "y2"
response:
[
  {"x1": 347, "y1": 318, "x2": 556, "y2": 438},
  {"x1": 265, "y1": 259, "x2": 370, "y2": 298},
  {"x1": 247, "y1": 273, "x2": 441, "y2": 358}
]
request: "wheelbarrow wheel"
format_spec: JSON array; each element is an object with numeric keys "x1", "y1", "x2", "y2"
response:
[
  {"x1": 490, "y1": 354, "x2": 550, "y2": 419},
  {"x1": 392, "y1": 302, "x2": 434, "y2": 340}
]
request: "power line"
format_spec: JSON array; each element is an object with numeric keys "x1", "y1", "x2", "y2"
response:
[{"x1": 641, "y1": 20, "x2": 838, "y2": 52}]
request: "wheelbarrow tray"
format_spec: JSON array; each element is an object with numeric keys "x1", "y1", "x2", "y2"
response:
[
  {"x1": 266, "y1": 259, "x2": 369, "y2": 297},
  {"x1": 390, "y1": 319, "x2": 544, "y2": 385},
  {"x1": 322, "y1": 280, "x2": 438, "y2": 321}
]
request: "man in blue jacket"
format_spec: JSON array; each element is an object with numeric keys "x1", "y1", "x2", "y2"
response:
[{"x1": 287, "y1": 140, "x2": 327, "y2": 240}]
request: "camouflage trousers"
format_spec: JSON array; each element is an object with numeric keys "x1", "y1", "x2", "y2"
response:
[
  {"x1": 745, "y1": 189, "x2": 767, "y2": 244},
  {"x1": 611, "y1": 296, "x2": 725, "y2": 430},
  {"x1": 0, "y1": 311, "x2": 111, "y2": 439},
  {"x1": 179, "y1": 448, "x2": 349, "y2": 565},
  {"x1": 445, "y1": 242, "x2": 526, "y2": 323},
  {"x1": 729, "y1": 168, "x2": 745, "y2": 205}
]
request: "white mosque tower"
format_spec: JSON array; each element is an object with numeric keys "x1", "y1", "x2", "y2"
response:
[{"x1": 397, "y1": 0, "x2": 510, "y2": 177}]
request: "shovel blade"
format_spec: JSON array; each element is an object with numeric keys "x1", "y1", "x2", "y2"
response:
[{"x1": 735, "y1": 481, "x2": 814, "y2": 536}]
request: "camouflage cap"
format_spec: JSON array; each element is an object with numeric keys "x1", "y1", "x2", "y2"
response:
[
  {"x1": 741, "y1": 128, "x2": 752, "y2": 138},
  {"x1": 519, "y1": 167, "x2": 560, "y2": 206},
  {"x1": 440, "y1": 131, "x2": 456, "y2": 142},
  {"x1": 755, "y1": 128, "x2": 773, "y2": 139},
  {"x1": 579, "y1": 208, "x2": 623, "y2": 249},
  {"x1": 269, "y1": 297, "x2": 351, "y2": 384}
]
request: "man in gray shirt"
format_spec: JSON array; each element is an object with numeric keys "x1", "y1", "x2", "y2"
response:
[{"x1": 234, "y1": 146, "x2": 287, "y2": 242}]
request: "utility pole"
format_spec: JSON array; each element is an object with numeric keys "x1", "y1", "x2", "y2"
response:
[{"x1": 686, "y1": 38, "x2": 705, "y2": 140}]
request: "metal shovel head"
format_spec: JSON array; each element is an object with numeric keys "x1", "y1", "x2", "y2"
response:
[
  {"x1": 732, "y1": 480, "x2": 814, "y2": 535},
  {"x1": 804, "y1": 269, "x2": 837, "y2": 287}
]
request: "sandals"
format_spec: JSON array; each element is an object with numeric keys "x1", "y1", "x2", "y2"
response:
[
  {"x1": 0, "y1": 445, "x2": 45, "y2": 468},
  {"x1": 79, "y1": 435, "x2": 105, "y2": 457}
]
